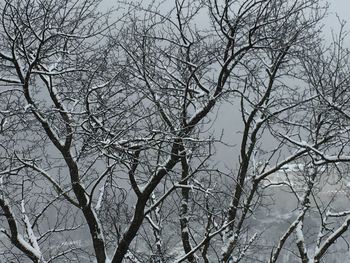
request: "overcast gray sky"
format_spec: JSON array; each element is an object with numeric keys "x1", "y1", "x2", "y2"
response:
[
  {"x1": 324, "y1": 0, "x2": 350, "y2": 44},
  {"x1": 98, "y1": 0, "x2": 350, "y2": 168},
  {"x1": 330, "y1": 0, "x2": 349, "y2": 19},
  {"x1": 100, "y1": 0, "x2": 350, "y2": 44}
]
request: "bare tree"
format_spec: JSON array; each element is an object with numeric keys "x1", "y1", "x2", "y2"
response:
[{"x1": 1, "y1": 0, "x2": 350, "y2": 263}]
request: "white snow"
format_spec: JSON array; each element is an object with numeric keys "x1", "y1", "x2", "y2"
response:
[
  {"x1": 24, "y1": 104, "x2": 33, "y2": 112},
  {"x1": 17, "y1": 234, "x2": 42, "y2": 259},
  {"x1": 295, "y1": 222, "x2": 304, "y2": 243},
  {"x1": 314, "y1": 216, "x2": 350, "y2": 258},
  {"x1": 21, "y1": 201, "x2": 42, "y2": 257},
  {"x1": 281, "y1": 163, "x2": 304, "y2": 172},
  {"x1": 95, "y1": 185, "x2": 105, "y2": 211}
]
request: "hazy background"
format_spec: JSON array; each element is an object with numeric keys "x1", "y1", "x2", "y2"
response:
[{"x1": 98, "y1": 0, "x2": 350, "y2": 170}]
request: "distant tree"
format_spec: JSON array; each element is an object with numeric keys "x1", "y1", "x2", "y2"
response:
[{"x1": 1, "y1": 0, "x2": 350, "y2": 263}]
